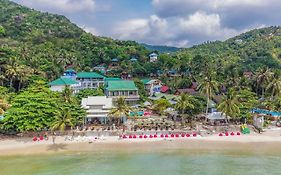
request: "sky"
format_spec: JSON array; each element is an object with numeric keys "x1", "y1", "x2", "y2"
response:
[{"x1": 11, "y1": 0, "x2": 281, "y2": 48}]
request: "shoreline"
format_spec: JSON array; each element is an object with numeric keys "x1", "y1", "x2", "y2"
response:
[{"x1": 1, "y1": 131, "x2": 281, "y2": 156}]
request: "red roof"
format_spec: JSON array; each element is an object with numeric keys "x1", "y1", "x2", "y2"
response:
[{"x1": 161, "y1": 86, "x2": 169, "y2": 93}]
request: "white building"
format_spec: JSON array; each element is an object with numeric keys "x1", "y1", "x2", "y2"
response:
[
  {"x1": 48, "y1": 77, "x2": 80, "y2": 93},
  {"x1": 81, "y1": 96, "x2": 113, "y2": 124},
  {"x1": 149, "y1": 53, "x2": 158, "y2": 62}
]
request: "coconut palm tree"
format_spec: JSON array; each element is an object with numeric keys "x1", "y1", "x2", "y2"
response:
[
  {"x1": 153, "y1": 98, "x2": 171, "y2": 116},
  {"x1": 174, "y1": 93, "x2": 195, "y2": 124},
  {"x1": 51, "y1": 108, "x2": 74, "y2": 133},
  {"x1": 217, "y1": 88, "x2": 240, "y2": 122},
  {"x1": 62, "y1": 85, "x2": 73, "y2": 103},
  {"x1": 255, "y1": 68, "x2": 273, "y2": 98},
  {"x1": 197, "y1": 76, "x2": 219, "y2": 115},
  {"x1": 109, "y1": 97, "x2": 131, "y2": 125},
  {"x1": 266, "y1": 76, "x2": 281, "y2": 99}
]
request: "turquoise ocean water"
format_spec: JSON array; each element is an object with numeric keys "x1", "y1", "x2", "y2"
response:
[{"x1": 1, "y1": 150, "x2": 280, "y2": 175}]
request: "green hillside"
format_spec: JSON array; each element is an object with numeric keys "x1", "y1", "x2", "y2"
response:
[{"x1": 0, "y1": 0, "x2": 149, "y2": 90}]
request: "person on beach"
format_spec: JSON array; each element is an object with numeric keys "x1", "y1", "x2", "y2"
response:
[{"x1": 52, "y1": 131, "x2": 56, "y2": 144}]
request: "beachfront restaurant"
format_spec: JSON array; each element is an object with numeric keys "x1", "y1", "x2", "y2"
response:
[{"x1": 81, "y1": 96, "x2": 113, "y2": 124}]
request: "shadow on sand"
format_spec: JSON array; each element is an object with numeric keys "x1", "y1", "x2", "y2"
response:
[{"x1": 47, "y1": 143, "x2": 68, "y2": 152}]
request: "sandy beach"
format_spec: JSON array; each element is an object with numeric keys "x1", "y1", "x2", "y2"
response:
[{"x1": 0, "y1": 129, "x2": 280, "y2": 156}]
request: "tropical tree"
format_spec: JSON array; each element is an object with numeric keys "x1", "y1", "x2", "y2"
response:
[
  {"x1": 236, "y1": 89, "x2": 258, "y2": 120},
  {"x1": 266, "y1": 76, "x2": 281, "y2": 99},
  {"x1": 51, "y1": 108, "x2": 74, "y2": 133},
  {"x1": 197, "y1": 76, "x2": 219, "y2": 115},
  {"x1": 255, "y1": 68, "x2": 273, "y2": 98},
  {"x1": 152, "y1": 98, "x2": 171, "y2": 116},
  {"x1": 109, "y1": 97, "x2": 131, "y2": 125},
  {"x1": 217, "y1": 88, "x2": 240, "y2": 122},
  {"x1": 62, "y1": 85, "x2": 73, "y2": 103},
  {"x1": 174, "y1": 93, "x2": 195, "y2": 124},
  {"x1": 75, "y1": 88, "x2": 104, "y2": 101}
]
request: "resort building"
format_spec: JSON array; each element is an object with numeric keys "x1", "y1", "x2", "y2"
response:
[
  {"x1": 49, "y1": 77, "x2": 80, "y2": 93},
  {"x1": 105, "y1": 80, "x2": 140, "y2": 105},
  {"x1": 49, "y1": 69, "x2": 105, "y2": 93},
  {"x1": 81, "y1": 96, "x2": 113, "y2": 124},
  {"x1": 141, "y1": 79, "x2": 162, "y2": 96},
  {"x1": 149, "y1": 52, "x2": 158, "y2": 62},
  {"x1": 76, "y1": 72, "x2": 105, "y2": 90}
]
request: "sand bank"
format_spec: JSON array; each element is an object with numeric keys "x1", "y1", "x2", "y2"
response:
[{"x1": 0, "y1": 130, "x2": 280, "y2": 156}]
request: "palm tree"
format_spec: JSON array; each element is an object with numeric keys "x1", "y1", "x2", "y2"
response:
[
  {"x1": 255, "y1": 68, "x2": 273, "y2": 98},
  {"x1": 51, "y1": 108, "x2": 74, "y2": 133},
  {"x1": 0, "y1": 98, "x2": 9, "y2": 115},
  {"x1": 153, "y1": 98, "x2": 171, "y2": 116},
  {"x1": 62, "y1": 85, "x2": 73, "y2": 103},
  {"x1": 197, "y1": 76, "x2": 219, "y2": 115},
  {"x1": 174, "y1": 93, "x2": 195, "y2": 124},
  {"x1": 217, "y1": 89, "x2": 240, "y2": 122},
  {"x1": 266, "y1": 76, "x2": 281, "y2": 99},
  {"x1": 109, "y1": 97, "x2": 131, "y2": 125}
]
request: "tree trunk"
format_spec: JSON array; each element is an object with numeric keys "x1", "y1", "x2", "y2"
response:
[{"x1": 9, "y1": 78, "x2": 13, "y2": 89}]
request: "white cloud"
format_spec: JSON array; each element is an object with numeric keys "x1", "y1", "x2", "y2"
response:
[
  {"x1": 112, "y1": 12, "x2": 239, "y2": 47},
  {"x1": 20, "y1": 0, "x2": 95, "y2": 13}
]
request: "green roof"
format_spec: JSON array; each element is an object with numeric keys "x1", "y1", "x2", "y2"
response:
[
  {"x1": 106, "y1": 80, "x2": 138, "y2": 91},
  {"x1": 49, "y1": 77, "x2": 78, "y2": 86},
  {"x1": 105, "y1": 77, "x2": 121, "y2": 81},
  {"x1": 141, "y1": 79, "x2": 151, "y2": 84},
  {"x1": 76, "y1": 72, "x2": 105, "y2": 79}
]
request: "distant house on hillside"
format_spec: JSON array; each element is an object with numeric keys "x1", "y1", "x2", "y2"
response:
[
  {"x1": 160, "y1": 85, "x2": 169, "y2": 93},
  {"x1": 93, "y1": 66, "x2": 106, "y2": 74},
  {"x1": 149, "y1": 52, "x2": 158, "y2": 62},
  {"x1": 141, "y1": 79, "x2": 162, "y2": 96},
  {"x1": 49, "y1": 77, "x2": 80, "y2": 93},
  {"x1": 105, "y1": 80, "x2": 139, "y2": 105},
  {"x1": 174, "y1": 88, "x2": 197, "y2": 95}
]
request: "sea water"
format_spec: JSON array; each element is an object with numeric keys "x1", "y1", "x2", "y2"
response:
[{"x1": 1, "y1": 150, "x2": 280, "y2": 175}]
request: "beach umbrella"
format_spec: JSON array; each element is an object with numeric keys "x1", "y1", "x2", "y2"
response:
[
  {"x1": 123, "y1": 135, "x2": 127, "y2": 139},
  {"x1": 193, "y1": 133, "x2": 197, "y2": 137},
  {"x1": 149, "y1": 135, "x2": 153, "y2": 138},
  {"x1": 237, "y1": 132, "x2": 241, "y2": 135},
  {"x1": 144, "y1": 135, "x2": 148, "y2": 139},
  {"x1": 165, "y1": 134, "x2": 169, "y2": 138},
  {"x1": 175, "y1": 134, "x2": 179, "y2": 138},
  {"x1": 219, "y1": 133, "x2": 223, "y2": 136},
  {"x1": 129, "y1": 135, "x2": 132, "y2": 139},
  {"x1": 133, "y1": 135, "x2": 137, "y2": 138},
  {"x1": 181, "y1": 133, "x2": 185, "y2": 137},
  {"x1": 154, "y1": 134, "x2": 157, "y2": 138},
  {"x1": 230, "y1": 132, "x2": 235, "y2": 136},
  {"x1": 225, "y1": 132, "x2": 229, "y2": 136},
  {"x1": 186, "y1": 134, "x2": 190, "y2": 137},
  {"x1": 139, "y1": 135, "x2": 143, "y2": 138},
  {"x1": 160, "y1": 134, "x2": 164, "y2": 138},
  {"x1": 171, "y1": 134, "x2": 175, "y2": 138}
]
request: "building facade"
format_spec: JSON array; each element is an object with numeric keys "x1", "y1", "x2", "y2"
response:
[
  {"x1": 105, "y1": 80, "x2": 140, "y2": 105},
  {"x1": 81, "y1": 96, "x2": 113, "y2": 124}
]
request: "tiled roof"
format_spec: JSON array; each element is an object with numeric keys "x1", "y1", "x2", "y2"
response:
[
  {"x1": 49, "y1": 77, "x2": 78, "y2": 86},
  {"x1": 106, "y1": 80, "x2": 138, "y2": 91},
  {"x1": 76, "y1": 72, "x2": 105, "y2": 79}
]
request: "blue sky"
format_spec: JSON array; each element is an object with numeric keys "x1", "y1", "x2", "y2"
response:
[{"x1": 12, "y1": 0, "x2": 281, "y2": 47}]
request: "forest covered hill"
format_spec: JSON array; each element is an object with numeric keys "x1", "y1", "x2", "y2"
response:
[{"x1": 0, "y1": 0, "x2": 281, "y2": 92}]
